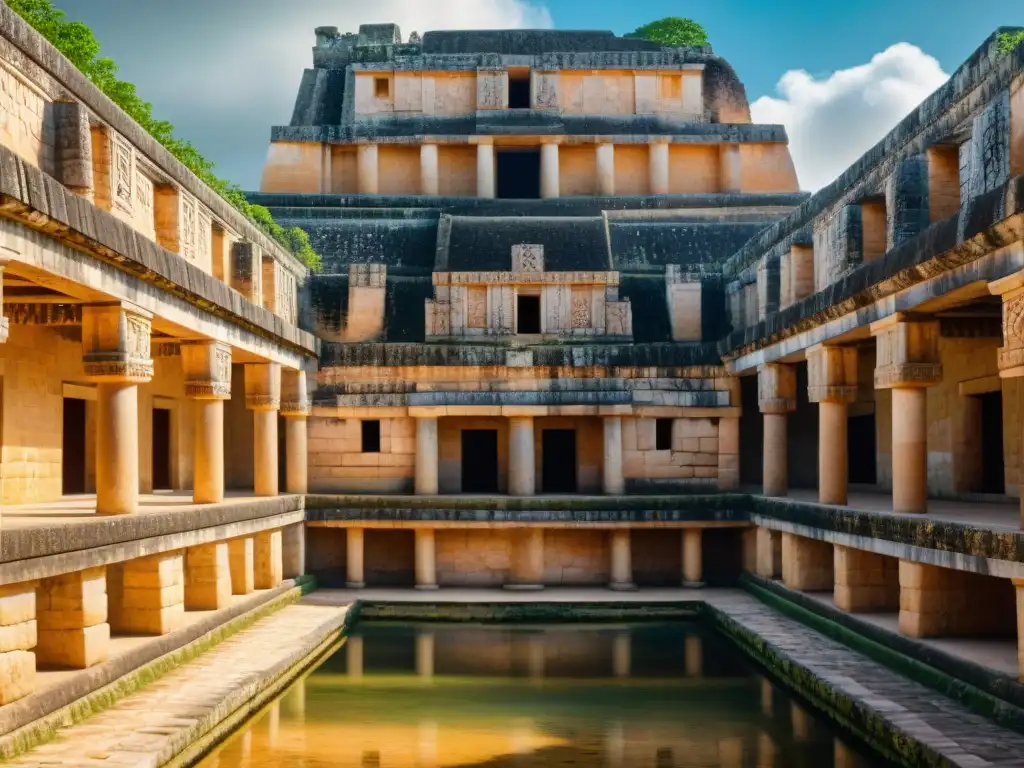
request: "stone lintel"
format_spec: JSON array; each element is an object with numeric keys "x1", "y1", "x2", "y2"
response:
[
  {"x1": 244, "y1": 362, "x2": 281, "y2": 411},
  {"x1": 870, "y1": 314, "x2": 941, "y2": 389},
  {"x1": 5, "y1": 302, "x2": 81, "y2": 328},
  {"x1": 281, "y1": 368, "x2": 312, "y2": 418},
  {"x1": 807, "y1": 345, "x2": 858, "y2": 404},
  {"x1": 433, "y1": 270, "x2": 618, "y2": 286},
  {"x1": 757, "y1": 363, "x2": 796, "y2": 414},
  {"x1": 181, "y1": 340, "x2": 232, "y2": 400},
  {"x1": 81, "y1": 302, "x2": 154, "y2": 383}
]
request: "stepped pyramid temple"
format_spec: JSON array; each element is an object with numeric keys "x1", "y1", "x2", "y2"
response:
[{"x1": 3, "y1": 6, "x2": 1024, "y2": 764}]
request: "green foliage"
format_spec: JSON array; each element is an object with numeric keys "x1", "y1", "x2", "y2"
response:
[
  {"x1": 997, "y1": 30, "x2": 1024, "y2": 56},
  {"x1": 625, "y1": 16, "x2": 709, "y2": 47},
  {"x1": 6, "y1": 0, "x2": 321, "y2": 271}
]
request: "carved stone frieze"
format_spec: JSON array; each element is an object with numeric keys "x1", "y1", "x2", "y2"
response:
[
  {"x1": 181, "y1": 341, "x2": 232, "y2": 400},
  {"x1": 758, "y1": 363, "x2": 796, "y2": 414},
  {"x1": 467, "y1": 286, "x2": 487, "y2": 329},
  {"x1": 82, "y1": 303, "x2": 154, "y2": 383},
  {"x1": 281, "y1": 368, "x2": 311, "y2": 417},
  {"x1": 807, "y1": 345, "x2": 858, "y2": 404},
  {"x1": 244, "y1": 362, "x2": 281, "y2": 411},
  {"x1": 6, "y1": 303, "x2": 82, "y2": 326},
  {"x1": 571, "y1": 293, "x2": 591, "y2": 329},
  {"x1": 604, "y1": 300, "x2": 632, "y2": 337},
  {"x1": 871, "y1": 316, "x2": 941, "y2": 389},
  {"x1": 511, "y1": 244, "x2": 544, "y2": 273}
]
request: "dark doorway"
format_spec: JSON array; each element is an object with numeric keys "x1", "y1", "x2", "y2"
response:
[
  {"x1": 461, "y1": 430, "x2": 499, "y2": 493},
  {"x1": 278, "y1": 414, "x2": 288, "y2": 493},
  {"x1": 62, "y1": 397, "x2": 87, "y2": 494},
  {"x1": 152, "y1": 408, "x2": 172, "y2": 490},
  {"x1": 497, "y1": 149, "x2": 540, "y2": 199},
  {"x1": 517, "y1": 295, "x2": 541, "y2": 334},
  {"x1": 978, "y1": 391, "x2": 1005, "y2": 493},
  {"x1": 508, "y1": 69, "x2": 531, "y2": 108},
  {"x1": 542, "y1": 429, "x2": 577, "y2": 493},
  {"x1": 848, "y1": 413, "x2": 877, "y2": 485}
]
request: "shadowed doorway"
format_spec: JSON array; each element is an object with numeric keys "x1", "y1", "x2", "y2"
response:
[
  {"x1": 152, "y1": 407, "x2": 172, "y2": 491},
  {"x1": 497, "y1": 149, "x2": 540, "y2": 199},
  {"x1": 62, "y1": 397, "x2": 87, "y2": 494},
  {"x1": 461, "y1": 430, "x2": 499, "y2": 493},
  {"x1": 542, "y1": 429, "x2": 577, "y2": 493}
]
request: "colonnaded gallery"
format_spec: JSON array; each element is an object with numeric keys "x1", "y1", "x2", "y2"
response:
[{"x1": 2, "y1": 6, "x2": 1024, "y2": 766}]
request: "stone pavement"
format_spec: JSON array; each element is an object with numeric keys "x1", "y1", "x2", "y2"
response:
[{"x1": 8, "y1": 597, "x2": 352, "y2": 768}]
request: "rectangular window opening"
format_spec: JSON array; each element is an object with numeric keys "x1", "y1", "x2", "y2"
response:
[
  {"x1": 374, "y1": 77, "x2": 390, "y2": 99},
  {"x1": 659, "y1": 74, "x2": 682, "y2": 100},
  {"x1": 927, "y1": 144, "x2": 962, "y2": 223},
  {"x1": 861, "y1": 198, "x2": 887, "y2": 262},
  {"x1": 508, "y1": 68, "x2": 531, "y2": 109},
  {"x1": 516, "y1": 294, "x2": 541, "y2": 334},
  {"x1": 362, "y1": 420, "x2": 381, "y2": 453},
  {"x1": 656, "y1": 418, "x2": 673, "y2": 451}
]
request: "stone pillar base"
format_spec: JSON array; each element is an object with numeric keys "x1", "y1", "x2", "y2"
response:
[
  {"x1": 900, "y1": 560, "x2": 1016, "y2": 638},
  {"x1": 255, "y1": 529, "x2": 284, "y2": 590},
  {"x1": 110, "y1": 553, "x2": 185, "y2": 636},
  {"x1": 0, "y1": 650, "x2": 35, "y2": 706},
  {"x1": 185, "y1": 542, "x2": 232, "y2": 611},
  {"x1": 282, "y1": 523, "x2": 306, "y2": 580},
  {"x1": 36, "y1": 624, "x2": 109, "y2": 669},
  {"x1": 781, "y1": 533, "x2": 833, "y2": 592},
  {"x1": 833, "y1": 545, "x2": 898, "y2": 613},
  {"x1": 228, "y1": 537, "x2": 256, "y2": 595},
  {"x1": 503, "y1": 583, "x2": 545, "y2": 592},
  {"x1": 0, "y1": 582, "x2": 36, "y2": 704},
  {"x1": 36, "y1": 567, "x2": 109, "y2": 669},
  {"x1": 755, "y1": 527, "x2": 782, "y2": 579},
  {"x1": 345, "y1": 581, "x2": 366, "y2": 590}
]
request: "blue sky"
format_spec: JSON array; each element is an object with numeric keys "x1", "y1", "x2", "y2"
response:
[{"x1": 48, "y1": 0, "x2": 1021, "y2": 191}]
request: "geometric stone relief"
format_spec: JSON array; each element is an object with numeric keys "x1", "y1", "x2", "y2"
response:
[
  {"x1": 181, "y1": 192, "x2": 197, "y2": 263},
  {"x1": 81, "y1": 303, "x2": 154, "y2": 383},
  {"x1": 113, "y1": 137, "x2": 133, "y2": 213},
  {"x1": 181, "y1": 340, "x2": 232, "y2": 400},
  {"x1": 467, "y1": 286, "x2": 487, "y2": 329},
  {"x1": 512, "y1": 244, "x2": 544, "y2": 273},
  {"x1": 571, "y1": 290, "x2": 591, "y2": 329}
]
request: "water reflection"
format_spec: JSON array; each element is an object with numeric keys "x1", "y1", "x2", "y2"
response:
[{"x1": 201, "y1": 622, "x2": 890, "y2": 767}]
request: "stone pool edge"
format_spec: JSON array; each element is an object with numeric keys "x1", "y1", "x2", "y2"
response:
[{"x1": 0, "y1": 576, "x2": 319, "y2": 762}]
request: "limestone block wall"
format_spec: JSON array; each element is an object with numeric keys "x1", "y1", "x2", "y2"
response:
[
  {"x1": 668, "y1": 145, "x2": 720, "y2": 194},
  {"x1": 260, "y1": 141, "x2": 327, "y2": 194},
  {"x1": 738, "y1": 144, "x2": 800, "y2": 194},
  {"x1": 622, "y1": 416, "x2": 733, "y2": 490},
  {"x1": 436, "y1": 529, "x2": 512, "y2": 587},
  {"x1": 543, "y1": 529, "x2": 609, "y2": 586},
  {"x1": 308, "y1": 415, "x2": 416, "y2": 493},
  {"x1": 0, "y1": 55, "x2": 54, "y2": 175},
  {"x1": 437, "y1": 146, "x2": 478, "y2": 196}
]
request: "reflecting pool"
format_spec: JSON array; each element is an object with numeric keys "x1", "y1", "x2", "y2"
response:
[{"x1": 201, "y1": 622, "x2": 890, "y2": 767}]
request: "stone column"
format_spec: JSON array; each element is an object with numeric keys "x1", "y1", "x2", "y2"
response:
[
  {"x1": 185, "y1": 542, "x2": 232, "y2": 610},
  {"x1": 685, "y1": 634, "x2": 703, "y2": 677},
  {"x1": 228, "y1": 537, "x2": 255, "y2": 595},
  {"x1": 719, "y1": 144, "x2": 741, "y2": 193},
  {"x1": 245, "y1": 363, "x2": 282, "y2": 497},
  {"x1": 255, "y1": 529, "x2": 284, "y2": 589},
  {"x1": 781, "y1": 532, "x2": 833, "y2": 592},
  {"x1": 346, "y1": 634, "x2": 363, "y2": 678},
  {"x1": 649, "y1": 142, "x2": 669, "y2": 195},
  {"x1": 507, "y1": 528, "x2": 545, "y2": 590},
  {"x1": 281, "y1": 368, "x2": 312, "y2": 495},
  {"x1": 357, "y1": 144, "x2": 378, "y2": 194},
  {"x1": 36, "y1": 567, "x2": 108, "y2": 669},
  {"x1": 757, "y1": 364, "x2": 796, "y2": 498},
  {"x1": 415, "y1": 528, "x2": 438, "y2": 590},
  {"x1": 282, "y1": 523, "x2": 306, "y2": 580},
  {"x1": 807, "y1": 345, "x2": 858, "y2": 505},
  {"x1": 83, "y1": 303, "x2": 154, "y2": 515},
  {"x1": 596, "y1": 143, "x2": 615, "y2": 196},
  {"x1": 755, "y1": 527, "x2": 782, "y2": 579},
  {"x1": 346, "y1": 527, "x2": 365, "y2": 588},
  {"x1": 0, "y1": 582, "x2": 36, "y2": 705},
  {"x1": 477, "y1": 142, "x2": 495, "y2": 199},
  {"x1": 540, "y1": 142, "x2": 559, "y2": 199},
  {"x1": 182, "y1": 341, "x2": 232, "y2": 504},
  {"x1": 682, "y1": 529, "x2": 703, "y2": 587},
  {"x1": 602, "y1": 416, "x2": 624, "y2": 495},
  {"x1": 608, "y1": 529, "x2": 635, "y2": 591},
  {"x1": 420, "y1": 143, "x2": 439, "y2": 196},
  {"x1": 109, "y1": 551, "x2": 185, "y2": 635},
  {"x1": 508, "y1": 416, "x2": 536, "y2": 496},
  {"x1": 415, "y1": 416, "x2": 439, "y2": 495},
  {"x1": 871, "y1": 315, "x2": 941, "y2": 514}
]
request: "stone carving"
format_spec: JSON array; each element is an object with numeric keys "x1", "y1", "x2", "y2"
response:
[
  {"x1": 197, "y1": 209, "x2": 212, "y2": 268},
  {"x1": 1005, "y1": 294, "x2": 1024, "y2": 347},
  {"x1": 605, "y1": 301, "x2": 632, "y2": 337},
  {"x1": 512, "y1": 244, "x2": 544, "y2": 273},
  {"x1": 571, "y1": 294, "x2": 591, "y2": 328},
  {"x1": 82, "y1": 304, "x2": 154, "y2": 383},
  {"x1": 350, "y1": 263, "x2": 386, "y2": 288},
  {"x1": 534, "y1": 73, "x2": 558, "y2": 109},
  {"x1": 181, "y1": 194, "x2": 197, "y2": 263},
  {"x1": 872, "y1": 319, "x2": 941, "y2": 389},
  {"x1": 244, "y1": 363, "x2": 282, "y2": 411},
  {"x1": 477, "y1": 70, "x2": 506, "y2": 109},
  {"x1": 281, "y1": 369, "x2": 311, "y2": 417},
  {"x1": 757, "y1": 363, "x2": 796, "y2": 414},
  {"x1": 7, "y1": 303, "x2": 82, "y2": 326},
  {"x1": 491, "y1": 287, "x2": 514, "y2": 333},
  {"x1": 426, "y1": 300, "x2": 450, "y2": 336},
  {"x1": 806, "y1": 346, "x2": 858, "y2": 404},
  {"x1": 135, "y1": 169, "x2": 153, "y2": 213},
  {"x1": 182, "y1": 341, "x2": 232, "y2": 400},
  {"x1": 113, "y1": 139, "x2": 133, "y2": 210},
  {"x1": 467, "y1": 286, "x2": 487, "y2": 329}
]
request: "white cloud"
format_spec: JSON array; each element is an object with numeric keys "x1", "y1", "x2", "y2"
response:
[{"x1": 750, "y1": 43, "x2": 949, "y2": 192}]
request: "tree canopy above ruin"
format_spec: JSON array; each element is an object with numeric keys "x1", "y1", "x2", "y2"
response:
[{"x1": 625, "y1": 17, "x2": 709, "y2": 48}]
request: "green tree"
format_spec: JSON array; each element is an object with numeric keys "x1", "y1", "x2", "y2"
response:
[
  {"x1": 997, "y1": 30, "x2": 1024, "y2": 56},
  {"x1": 6, "y1": 0, "x2": 321, "y2": 271},
  {"x1": 626, "y1": 17, "x2": 709, "y2": 47}
]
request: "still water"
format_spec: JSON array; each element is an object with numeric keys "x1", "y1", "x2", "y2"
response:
[{"x1": 201, "y1": 622, "x2": 890, "y2": 767}]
